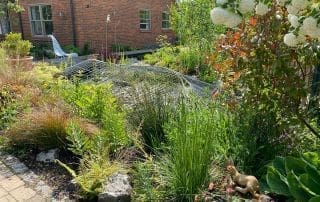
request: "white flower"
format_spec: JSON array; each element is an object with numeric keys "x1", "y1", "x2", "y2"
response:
[
  {"x1": 297, "y1": 31, "x2": 306, "y2": 43},
  {"x1": 255, "y1": 2, "x2": 269, "y2": 15},
  {"x1": 216, "y1": 0, "x2": 228, "y2": 5},
  {"x1": 238, "y1": 0, "x2": 256, "y2": 14},
  {"x1": 276, "y1": 0, "x2": 287, "y2": 6},
  {"x1": 276, "y1": 14, "x2": 282, "y2": 20},
  {"x1": 286, "y1": 5, "x2": 299, "y2": 14},
  {"x1": 301, "y1": 17, "x2": 320, "y2": 39},
  {"x1": 210, "y1": 7, "x2": 229, "y2": 25},
  {"x1": 224, "y1": 12, "x2": 242, "y2": 28},
  {"x1": 288, "y1": 14, "x2": 300, "y2": 28},
  {"x1": 291, "y1": 0, "x2": 310, "y2": 10},
  {"x1": 210, "y1": 7, "x2": 242, "y2": 28},
  {"x1": 284, "y1": 33, "x2": 299, "y2": 47}
]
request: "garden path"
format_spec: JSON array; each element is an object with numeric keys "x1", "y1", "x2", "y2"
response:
[{"x1": 0, "y1": 152, "x2": 72, "y2": 201}]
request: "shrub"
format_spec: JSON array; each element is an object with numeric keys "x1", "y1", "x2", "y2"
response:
[
  {"x1": 132, "y1": 160, "x2": 166, "y2": 201},
  {"x1": 57, "y1": 81, "x2": 130, "y2": 151},
  {"x1": 63, "y1": 44, "x2": 80, "y2": 55},
  {"x1": 59, "y1": 121, "x2": 120, "y2": 200},
  {"x1": 30, "y1": 43, "x2": 55, "y2": 59},
  {"x1": 265, "y1": 152, "x2": 320, "y2": 201},
  {"x1": 0, "y1": 32, "x2": 32, "y2": 58}
]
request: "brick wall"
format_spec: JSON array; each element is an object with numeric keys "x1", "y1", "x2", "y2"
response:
[
  {"x1": 73, "y1": 0, "x2": 175, "y2": 52},
  {"x1": 16, "y1": 0, "x2": 74, "y2": 45},
  {"x1": 16, "y1": 0, "x2": 175, "y2": 53}
]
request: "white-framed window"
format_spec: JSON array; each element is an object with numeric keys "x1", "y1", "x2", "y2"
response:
[
  {"x1": 0, "y1": 16, "x2": 9, "y2": 35},
  {"x1": 162, "y1": 12, "x2": 170, "y2": 29},
  {"x1": 29, "y1": 5, "x2": 53, "y2": 36},
  {"x1": 139, "y1": 10, "x2": 151, "y2": 30}
]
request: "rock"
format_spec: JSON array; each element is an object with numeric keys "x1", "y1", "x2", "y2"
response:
[
  {"x1": 98, "y1": 173, "x2": 132, "y2": 202},
  {"x1": 66, "y1": 179, "x2": 79, "y2": 193},
  {"x1": 36, "y1": 149, "x2": 59, "y2": 163}
]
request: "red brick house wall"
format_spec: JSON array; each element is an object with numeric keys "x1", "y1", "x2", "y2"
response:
[
  {"x1": 12, "y1": 0, "x2": 74, "y2": 45},
  {"x1": 13, "y1": 0, "x2": 175, "y2": 52},
  {"x1": 73, "y1": 0, "x2": 175, "y2": 52}
]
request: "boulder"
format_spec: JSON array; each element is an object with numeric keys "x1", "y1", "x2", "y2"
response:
[
  {"x1": 36, "y1": 149, "x2": 59, "y2": 163},
  {"x1": 98, "y1": 173, "x2": 132, "y2": 202}
]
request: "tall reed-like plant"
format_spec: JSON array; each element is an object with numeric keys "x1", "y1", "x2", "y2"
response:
[{"x1": 163, "y1": 97, "x2": 237, "y2": 201}]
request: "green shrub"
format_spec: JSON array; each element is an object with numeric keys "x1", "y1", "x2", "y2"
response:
[
  {"x1": 265, "y1": 152, "x2": 320, "y2": 201},
  {"x1": 57, "y1": 81, "x2": 130, "y2": 151},
  {"x1": 0, "y1": 32, "x2": 33, "y2": 58},
  {"x1": 81, "y1": 43, "x2": 91, "y2": 56},
  {"x1": 30, "y1": 43, "x2": 55, "y2": 59},
  {"x1": 61, "y1": 121, "x2": 120, "y2": 199},
  {"x1": 132, "y1": 159, "x2": 166, "y2": 201},
  {"x1": 162, "y1": 97, "x2": 237, "y2": 201},
  {"x1": 63, "y1": 44, "x2": 80, "y2": 55},
  {"x1": 0, "y1": 85, "x2": 23, "y2": 130}
]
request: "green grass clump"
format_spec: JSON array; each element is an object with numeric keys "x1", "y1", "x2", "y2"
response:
[{"x1": 162, "y1": 97, "x2": 237, "y2": 201}]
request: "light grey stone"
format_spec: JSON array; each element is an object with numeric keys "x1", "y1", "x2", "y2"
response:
[
  {"x1": 36, "y1": 149, "x2": 59, "y2": 163},
  {"x1": 98, "y1": 173, "x2": 132, "y2": 202}
]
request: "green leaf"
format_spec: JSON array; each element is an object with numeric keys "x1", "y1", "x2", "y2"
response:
[
  {"x1": 300, "y1": 174, "x2": 320, "y2": 196},
  {"x1": 309, "y1": 196, "x2": 320, "y2": 202},
  {"x1": 273, "y1": 156, "x2": 286, "y2": 175},
  {"x1": 305, "y1": 164, "x2": 320, "y2": 186},
  {"x1": 303, "y1": 152, "x2": 320, "y2": 169},
  {"x1": 285, "y1": 156, "x2": 306, "y2": 176},
  {"x1": 266, "y1": 166, "x2": 291, "y2": 196},
  {"x1": 287, "y1": 171, "x2": 311, "y2": 201}
]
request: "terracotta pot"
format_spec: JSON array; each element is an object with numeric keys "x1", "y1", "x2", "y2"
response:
[{"x1": 7, "y1": 56, "x2": 34, "y2": 71}]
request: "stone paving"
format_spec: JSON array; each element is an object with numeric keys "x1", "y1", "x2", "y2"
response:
[{"x1": 0, "y1": 151, "x2": 55, "y2": 202}]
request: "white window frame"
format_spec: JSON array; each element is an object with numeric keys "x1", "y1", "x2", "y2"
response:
[
  {"x1": 139, "y1": 10, "x2": 151, "y2": 30},
  {"x1": 29, "y1": 4, "x2": 53, "y2": 36},
  {"x1": 162, "y1": 11, "x2": 170, "y2": 30}
]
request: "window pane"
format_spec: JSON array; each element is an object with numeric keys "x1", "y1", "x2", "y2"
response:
[
  {"x1": 162, "y1": 21, "x2": 169, "y2": 29},
  {"x1": 0, "y1": 16, "x2": 9, "y2": 34},
  {"x1": 31, "y1": 21, "x2": 42, "y2": 35},
  {"x1": 30, "y1": 6, "x2": 40, "y2": 20},
  {"x1": 140, "y1": 23, "x2": 147, "y2": 29},
  {"x1": 44, "y1": 21, "x2": 53, "y2": 35},
  {"x1": 139, "y1": 10, "x2": 150, "y2": 30},
  {"x1": 162, "y1": 12, "x2": 169, "y2": 21},
  {"x1": 42, "y1": 5, "x2": 52, "y2": 20}
]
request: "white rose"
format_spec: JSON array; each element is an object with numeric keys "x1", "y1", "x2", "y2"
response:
[
  {"x1": 286, "y1": 5, "x2": 299, "y2": 14},
  {"x1": 301, "y1": 17, "x2": 320, "y2": 39},
  {"x1": 210, "y1": 7, "x2": 229, "y2": 25},
  {"x1": 284, "y1": 33, "x2": 299, "y2": 47},
  {"x1": 224, "y1": 12, "x2": 243, "y2": 28},
  {"x1": 288, "y1": 14, "x2": 300, "y2": 28},
  {"x1": 238, "y1": 0, "x2": 256, "y2": 14},
  {"x1": 255, "y1": 2, "x2": 269, "y2": 16},
  {"x1": 291, "y1": 0, "x2": 310, "y2": 10},
  {"x1": 216, "y1": 0, "x2": 228, "y2": 5}
]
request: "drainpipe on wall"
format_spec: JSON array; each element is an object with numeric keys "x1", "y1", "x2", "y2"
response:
[
  {"x1": 70, "y1": 0, "x2": 77, "y2": 46},
  {"x1": 18, "y1": 12, "x2": 24, "y2": 39}
]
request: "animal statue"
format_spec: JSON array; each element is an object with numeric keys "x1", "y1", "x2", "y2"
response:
[{"x1": 226, "y1": 160, "x2": 260, "y2": 199}]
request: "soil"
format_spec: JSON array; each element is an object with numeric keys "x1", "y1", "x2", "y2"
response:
[{"x1": 17, "y1": 148, "x2": 79, "y2": 200}]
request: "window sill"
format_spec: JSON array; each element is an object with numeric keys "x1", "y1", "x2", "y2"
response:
[{"x1": 140, "y1": 29, "x2": 152, "y2": 33}]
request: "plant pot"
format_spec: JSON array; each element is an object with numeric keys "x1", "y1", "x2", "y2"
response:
[{"x1": 7, "y1": 56, "x2": 34, "y2": 71}]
